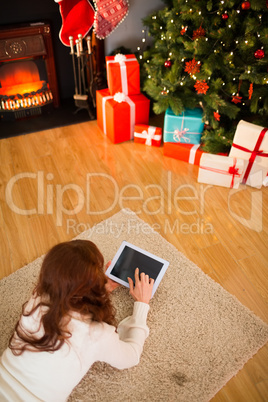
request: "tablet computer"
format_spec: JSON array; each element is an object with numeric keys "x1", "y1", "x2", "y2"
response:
[{"x1": 105, "y1": 241, "x2": 169, "y2": 297}]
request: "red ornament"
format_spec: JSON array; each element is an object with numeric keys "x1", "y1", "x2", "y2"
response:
[
  {"x1": 194, "y1": 80, "x2": 209, "y2": 95},
  {"x1": 232, "y1": 95, "x2": 242, "y2": 104},
  {"x1": 248, "y1": 83, "x2": 253, "y2": 100},
  {"x1": 214, "y1": 111, "x2": 221, "y2": 121},
  {"x1": 254, "y1": 49, "x2": 265, "y2": 59},
  {"x1": 164, "y1": 60, "x2": 172, "y2": 68},
  {"x1": 241, "y1": 1, "x2": 251, "y2": 10},
  {"x1": 184, "y1": 59, "x2": 201, "y2": 75},
  {"x1": 222, "y1": 12, "x2": 229, "y2": 20},
  {"x1": 192, "y1": 26, "x2": 206, "y2": 40},
  {"x1": 181, "y1": 26, "x2": 187, "y2": 35}
]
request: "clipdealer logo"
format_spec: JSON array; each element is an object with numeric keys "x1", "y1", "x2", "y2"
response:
[{"x1": 4, "y1": 171, "x2": 263, "y2": 232}]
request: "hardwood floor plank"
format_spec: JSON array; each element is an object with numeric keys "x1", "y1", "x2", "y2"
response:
[
  {"x1": 201, "y1": 243, "x2": 268, "y2": 322},
  {"x1": 244, "y1": 344, "x2": 268, "y2": 401},
  {"x1": 238, "y1": 254, "x2": 268, "y2": 304}
]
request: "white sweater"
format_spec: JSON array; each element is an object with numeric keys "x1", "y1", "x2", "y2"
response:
[{"x1": 0, "y1": 299, "x2": 150, "y2": 402}]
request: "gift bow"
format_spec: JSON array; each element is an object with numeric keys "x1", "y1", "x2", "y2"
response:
[
  {"x1": 173, "y1": 128, "x2": 190, "y2": 143},
  {"x1": 228, "y1": 164, "x2": 240, "y2": 188},
  {"x1": 200, "y1": 158, "x2": 241, "y2": 188},
  {"x1": 232, "y1": 127, "x2": 268, "y2": 184},
  {"x1": 114, "y1": 53, "x2": 127, "y2": 64},
  {"x1": 144, "y1": 127, "x2": 156, "y2": 146},
  {"x1": 114, "y1": 92, "x2": 126, "y2": 103}
]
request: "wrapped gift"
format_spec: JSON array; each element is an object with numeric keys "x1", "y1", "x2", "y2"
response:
[
  {"x1": 229, "y1": 120, "x2": 268, "y2": 189},
  {"x1": 134, "y1": 125, "x2": 162, "y2": 147},
  {"x1": 164, "y1": 108, "x2": 204, "y2": 145},
  {"x1": 198, "y1": 154, "x2": 245, "y2": 189},
  {"x1": 163, "y1": 143, "x2": 204, "y2": 165},
  {"x1": 106, "y1": 54, "x2": 140, "y2": 96},
  {"x1": 96, "y1": 89, "x2": 150, "y2": 144}
]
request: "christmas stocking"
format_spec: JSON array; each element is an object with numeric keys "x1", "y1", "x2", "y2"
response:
[
  {"x1": 55, "y1": 0, "x2": 95, "y2": 46},
  {"x1": 94, "y1": 0, "x2": 129, "y2": 39}
]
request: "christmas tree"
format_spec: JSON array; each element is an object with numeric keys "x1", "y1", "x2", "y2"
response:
[{"x1": 141, "y1": 0, "x2": 268, "y2": 154}]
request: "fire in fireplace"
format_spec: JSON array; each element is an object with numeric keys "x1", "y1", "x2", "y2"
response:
[
  {"x1": 0, "y1": 22, "x2": 59, "y2": 121},
  {"x1": 0, "y1": 60, "x2": 53, "y2": 118}
]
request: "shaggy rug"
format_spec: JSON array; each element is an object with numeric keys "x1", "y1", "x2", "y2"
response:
[{"x1": 0, "y1": 210, "x2": 268, "y2": 401}]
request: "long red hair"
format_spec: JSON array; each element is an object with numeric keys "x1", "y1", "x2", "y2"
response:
[{"x1": 9, "y1": 240, "x2": 116, "y2": 355}]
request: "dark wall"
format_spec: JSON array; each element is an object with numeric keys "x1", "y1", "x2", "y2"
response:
[{"x1": 0, "y1": 0, "x2": 76, "y2": 99}]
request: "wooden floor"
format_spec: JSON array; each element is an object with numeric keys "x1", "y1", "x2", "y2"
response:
[{"x1": 0, "y1": 119, "x2": 267, "y2": 401}]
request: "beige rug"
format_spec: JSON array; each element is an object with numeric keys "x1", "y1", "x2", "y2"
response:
[{"x1": 1, "y1": 210, "x2": 268, "y2": 401}]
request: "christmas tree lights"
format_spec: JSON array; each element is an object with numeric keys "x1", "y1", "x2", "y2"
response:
[{"x1": 140, "y1": 0, "x2": 268, "y2": 153}]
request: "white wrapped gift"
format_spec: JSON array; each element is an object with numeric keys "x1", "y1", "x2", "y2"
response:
[
  {"x1": 198, "y1": 154, "x2": 245, "y2": 189},
  {"x1": 229, "y1": 120, "x2": 268, "y2": 189}
]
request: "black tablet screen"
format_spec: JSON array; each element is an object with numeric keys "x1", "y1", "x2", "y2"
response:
[{"x1": 110, "y1": 245, "x2": 164, "y2": 283}]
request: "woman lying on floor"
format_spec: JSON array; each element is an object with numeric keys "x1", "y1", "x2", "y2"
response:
[{"x1": 0, "y1": 240, "x2": 154, "y2": 401}]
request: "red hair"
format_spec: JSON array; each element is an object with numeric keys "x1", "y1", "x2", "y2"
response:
[{"x1": 9, "y1": 240, "x2": 116, "y2": 355}]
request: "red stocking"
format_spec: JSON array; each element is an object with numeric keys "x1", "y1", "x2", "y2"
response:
[
  {"x1": 94, "y1": 0, "x2": 129, "y2": 39},
  {"x1": 55, "y1": 0, "x2": 95, "y2": 46}
]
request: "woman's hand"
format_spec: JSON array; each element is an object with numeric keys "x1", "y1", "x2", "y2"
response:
[
  {"x1": 105, "y1": 261, "x2": 121, "y2": 293},
  {"x1": 128, "y1": 268, "x2": 154, "y2": 304}
]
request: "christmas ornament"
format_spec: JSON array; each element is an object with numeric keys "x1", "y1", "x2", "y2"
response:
[
  {"x1": 248, "y1": 83, "x2": 253, "y2": 100},
  {"x1": 192, "y1": 26, "x2": 206, "y2": 40},
  {"x1": 214, "y1": 111, "x2": 221, "y2": 121},
  {"x1": 94, "y1": 0, "x2": 129, "y2": 39},
  {"x1": 55, "y1": 0, "x2": 94, "y2": 46},
  {"x1": 231, "y1": 94, "x2": 242, "y2": 104},
  {"x1": 184, "y1": 59, "x2": 201, "y2": 75},
  {"x1": 222, "y1": 12, "x2": 229, "y2": 20},
  {"x1": 180, "y1": 26, "x2": 187, "y2": 35},
  {"x1": 194, "y1": 80, "x2": 209, "y2": 94},
  {"x1": 164, "y1": 60, "x2": 172, "y2": 68},
  {"x1": 254, "y1": 49, "x2": 265, "y2": 59},
  {"x1": 241, "y1": 1, "x2": 251, "y2": 10}
]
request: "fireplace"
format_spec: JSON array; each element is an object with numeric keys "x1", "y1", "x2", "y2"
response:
[{"x1": 0, "y1": 22, "x2": 59, "y2": 120}]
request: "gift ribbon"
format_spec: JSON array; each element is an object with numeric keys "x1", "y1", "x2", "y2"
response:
[
  {"x1": 173, "y1": 128, "x2": 190, "y2": 143},
  {"x1": 134, "y1": 127, "x2": 161, "y2": 146},
  {"x1": 102, "y1": 93, "x2": 135, "y2": 139},
  {"x1": 102, "y1": 95, "x2": 113, "y2": 135},
  {"x1": 232, "y1": 128, "x2": 268, "y2": 184},
  {"x1": 107, "y1": 56, "x2": 137, "y2": 95},
  {"x1": 125, "y1": 96, "x2": 135, "y2": 139},
  {"x1": 199, "y1": 158, "x2": 241, "y2": 188},
  {"x1": 164, "y1": 129, "x2": 202, "y2": 143},
  {"x1": 189, "y1": 144, "x2": 200, "y2": 164},
  {"x1": 145, "y1": 127, "x2": 156, "y2": 146}
]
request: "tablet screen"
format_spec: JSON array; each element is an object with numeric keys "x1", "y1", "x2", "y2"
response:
[{"x1": 110, "y1": 245, "x2": 164, "y2": 283}]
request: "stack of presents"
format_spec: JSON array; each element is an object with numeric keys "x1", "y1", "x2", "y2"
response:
[
  {"x1": 96, "y1": 54, "x2": 268, "y2": 190},
  {"x1": 96, "y1": 53, "x2": 161, "y2": 146}
]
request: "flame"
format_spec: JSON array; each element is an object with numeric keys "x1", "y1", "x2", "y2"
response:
[
  {"x1": 0, "y1": 80, "x2": 47, "y2": 96},
  {"x1": 0, "y1": 60, "x2": 53, "y2": 111}
]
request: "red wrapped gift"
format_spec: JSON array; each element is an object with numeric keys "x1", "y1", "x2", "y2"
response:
[
  {"x1": 96, "y1": 89, "x2": 150, "y2": 144},
  {"x1": 134, "y1": 125, "x2": 162, "y2": 147},
  {"x1": 163, "y1": 142, "x2": 204, "y2": 165},
  {"x1": 106, "y1": 54, "x2": 140, "y2": 96}
]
